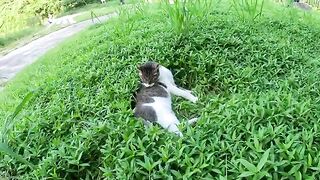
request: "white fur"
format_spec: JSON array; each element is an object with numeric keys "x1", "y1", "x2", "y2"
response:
[
  {"x1": 158, "y1": 66, "x2": 198, "y2": 103},
  {"x1": 143, "y1": 96, "x2": 183, "y2": 136},
  {"x1": 143, "y1": 83, "x2": 154, "y2": 87},
  {"x1": 141, "y1": 65, "x2": 198, "y2": 137}
]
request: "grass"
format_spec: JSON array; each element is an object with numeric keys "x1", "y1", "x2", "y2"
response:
[
  {"x1": 0, "y1": 27, "x2": 41, "y2": 47},
  {"x1": 232, "y1": 0, "x2": 265, "y2": 21},
  {"x1": 0, "y1": 27, "x2": 42, "y2": 54},
  {"x1": 1, "y1": 0, "x2": 320, "y2": 179}
]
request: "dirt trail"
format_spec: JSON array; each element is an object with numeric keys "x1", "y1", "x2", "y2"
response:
[{"x1": 0, "y1": 13, "x2": 116, "y2": 89}]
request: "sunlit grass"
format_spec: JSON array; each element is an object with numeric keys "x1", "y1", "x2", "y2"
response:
[{"x1": 1, "y1": 0, "x2": 320, "y2": 179}]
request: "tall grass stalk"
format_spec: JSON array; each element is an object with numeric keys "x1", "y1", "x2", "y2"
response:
[
  {"x1": 0, "y1": 92, "x2": 35, "y2": 169},
  {"x1": 162, "y1": 0, "x2": 192, "y2": 34},
  {"x1": 0, "y1": 143, "x2": 34, "y2": 169},
  {"x1": 162, "y1": 0, "x2": 221, "y2": 34},
  {"x1": 232, "y1": 0, "x2": 265, "y2": 22},
  {"x1": 187, "y1": 0, "x2": 216, "y2": 19}
]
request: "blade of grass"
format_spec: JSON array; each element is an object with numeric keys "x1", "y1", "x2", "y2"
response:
[
  {"x1": 1, "y1": 91, "x2": 34, "y2": 142},
  {"x1": 257, "y1": 148, "x2": 270, "y2": 171},
  {"x1": 238, "y1": 159, "x2": 258, "y2": 173}
]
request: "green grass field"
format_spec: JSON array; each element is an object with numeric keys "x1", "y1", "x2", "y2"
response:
[{"x1": 1, "y1": 0, "x2": 320, "y2": 179}]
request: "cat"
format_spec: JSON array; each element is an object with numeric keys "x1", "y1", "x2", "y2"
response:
[{"x1": 132, "y1": 61, "x2": 198, "y2": 137}]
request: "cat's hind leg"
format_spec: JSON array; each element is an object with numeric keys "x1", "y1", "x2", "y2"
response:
[{"x1": 156, "y1": 111, "x2": 183, "y2": 137}]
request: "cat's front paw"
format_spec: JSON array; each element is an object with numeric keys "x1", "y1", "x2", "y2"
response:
[{"x1": 189, "y1": 95, "x2": 198, "y2": 103}]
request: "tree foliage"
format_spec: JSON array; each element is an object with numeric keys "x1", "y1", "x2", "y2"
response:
[{"x1": 0, "y1": 0, "x2": 98, "y2": 35}]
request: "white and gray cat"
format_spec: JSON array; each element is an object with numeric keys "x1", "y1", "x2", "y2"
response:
[{"x1": 133, "y1": 61, "x2": 198, "y2": 137}]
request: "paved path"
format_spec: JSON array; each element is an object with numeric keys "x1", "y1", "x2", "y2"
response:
[{"x1": 0, "y1": 13, "x2": 116, "y2": 89}]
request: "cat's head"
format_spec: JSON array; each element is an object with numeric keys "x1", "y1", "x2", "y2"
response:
[{"x1": 138, "y1": 61, "x2": 160, "y2": 87}]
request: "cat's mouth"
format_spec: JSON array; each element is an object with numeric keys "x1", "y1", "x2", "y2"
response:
[{"x1": 143, "y1": 83, "x2": 154, "y2": 87}]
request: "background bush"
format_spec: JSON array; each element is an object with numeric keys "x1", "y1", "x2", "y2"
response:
[{"x1": 0, "y1": 0, "x2": 102, "y2": 35}]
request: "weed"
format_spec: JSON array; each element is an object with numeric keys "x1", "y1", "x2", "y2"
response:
[
  {"x1": 0, "y1": 92, "x2": 35, "y2": 169},
  {"x1": 232, "y1": 0, "x2": 265, "y2": 22},
  {"x1": 162, "y1": 0, "x2": 193, "y2": 34}
]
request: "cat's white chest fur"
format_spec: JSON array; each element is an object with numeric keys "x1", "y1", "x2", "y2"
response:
[{"x1": 144, "y1": 95, "x2": 180, "y2": 129}]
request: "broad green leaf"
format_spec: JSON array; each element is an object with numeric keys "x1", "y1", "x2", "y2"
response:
[
  {"x1": 308, "y1": 153, "x2": 312, "y2": 166},
  {"x1": 257, "y1": 148, "x2": 270, "y2": 171},
  {"x1": 295, "y1": 171, "x2": 302, "y2": 180},
  {"x1": 238, "y1": 159, "x2": 258, "y2": 173},
  {"x1": 151, "y1": 160, "x2": 161, "y2": 169},
  {"x1": 186, "y1": 168, "x2": 201, "y2": 178},
  {"x1": 288, "y1": 164, "x2": 302, "y2": 175},
  {"x1": 238, "y1": 171, "x2": 255, "y2": 178},
  {"x1": 171, "y1": 170, "x2": 183, "y2": 178},
  {"x1": 253, "y1": 135, "x2": 260, "y2": 150},
  {"x1": 219, "y1": 175, "x2": 227, "y2": 180},
  {"x1": 310, "y1": 167, "x2": 320, "y2": 171},
  {"x1": 200, "y1": 163, "x2": 209, "y2": 169},
  {"x1": 11, "y1": 91, "x2": 34, "y2": 120},
  {"x1": 79, "y1": 163, "x2": 90, "y2": 167},
  {"x1": 1, "y1": 91, "x2": 34, "y2": 142},
  {"x1": 138, "y1": 155, "x2": 153, "y2": 171},
  {"x1": 254, "y1": 171, "x2": 270, "y2": 180},
  {"x1": 211, "y1": 168, "x2": 222, "y2": 174}
]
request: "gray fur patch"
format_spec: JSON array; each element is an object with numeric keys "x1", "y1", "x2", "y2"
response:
[
  {"x1": 134, "y1": 105, "x2": 157, "y2": 122},
  {"x1": 133, "y1": 83, "x2": 169, "y2": 123},
  {"x1": 135, "y1": 83, "x2": 168, "y2": 104}
]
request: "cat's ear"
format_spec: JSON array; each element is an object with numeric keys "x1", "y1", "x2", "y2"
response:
[
  {"x1": 137, "y1": 65, "x2": 143, "y2": 76},
  {"x1": 137, "y1": 65, "x2": 141, "y2": 70},
  {"x1": 153, "y1": 63, "x2": 160, "y2": 70}
]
